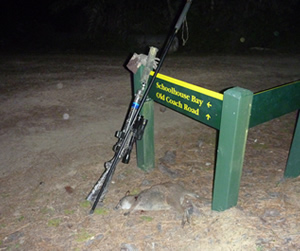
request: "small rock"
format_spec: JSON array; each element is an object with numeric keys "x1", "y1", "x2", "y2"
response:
[
  {"x1": 197, "y1": 140, "x2": 204, "y2": 148},
  {"x1": 158, "y1": 163, "x2": 178, "y2": 178},
  {"x1": 144, "y1": 235, "x2": 153, "y2": 239},
  {"x1": 159, "y1": 150, "x2": 176, "y2": 164},
  {"x1": 263, "y1": 209, "x2": 280, "y2": 217},
  {"x1": 63, "y1": 113, "x2": 70, "y2": 120},
  {"x1": 56, "y1": 82, "x2": 63, "y2": 89},
  {"x1": 194, "y1": 234, "x2": 201, "y2": 241},
  {"x1": 243, "y1": 169, "x2": 253, "y2": 175},
  {"x1": 95, "y1": 234, "x2": 104, "y2": 240},
  {"x1": 86, "y1": 239, "x2": 94, "y2": 246},
  {"x1": 284, "y1": 237, "x2": 292, "y2": 244},
  {"x1": 256, "y1": 237, "x2": 270, "y2": 245},
  {"x1": 85, "y1": 234, "x2": 104, "y2": 246},
  {"x1": 141, "y1": 179, "x2": 151, "y2": 186},
  {"x1": 117, "y1": 173, "x2": 126, "y2": 180},
  {"x1": 159, "y1": 106, "x2": 167, "y2": 112},
  {"x1": 157, "y1": 223, "x2": 162, "y2": 232},
  {"x1": 120, "y1": 243, "x2": 139, "y2": 251},
  {"x1": 268, "y1": 192, "x2": 280, "y2": 198},
  {"x1": 4, "y1": 231, "x2": 24, "y2": 243}
]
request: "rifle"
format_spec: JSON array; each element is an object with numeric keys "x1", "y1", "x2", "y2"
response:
[{"x1": 87, "y1": 0, "x2": 193, "y2": 214}]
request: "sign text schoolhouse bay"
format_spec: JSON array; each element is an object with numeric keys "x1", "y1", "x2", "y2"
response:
[{"x1": 148, "y1": 73, "x2": 224, "y2": 129}]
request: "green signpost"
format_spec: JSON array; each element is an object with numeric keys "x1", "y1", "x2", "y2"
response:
[
  {"x1": 134, "y1": 67, "x2": 300, "y2": 212},
  {"x1": 134, "y1": 66, "x2": 155, "y2": 172}
]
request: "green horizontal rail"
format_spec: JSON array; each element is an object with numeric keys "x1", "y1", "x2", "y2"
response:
[{"x1": 250, "y1": 80, "x2": 300, "y2": 128}]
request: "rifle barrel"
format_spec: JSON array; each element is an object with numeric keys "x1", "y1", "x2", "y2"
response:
[{"x1": 88, "y1": 0, "x2": 192, "y2": 214}]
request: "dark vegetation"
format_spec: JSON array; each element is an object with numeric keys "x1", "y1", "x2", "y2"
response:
[{"x1": 0, "y1": 0, "x2": 299, "y2": 53}]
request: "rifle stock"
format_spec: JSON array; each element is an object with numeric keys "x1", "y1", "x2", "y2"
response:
[{"x1": 87, "y1": 0, "x2": 192, "y2": 214}]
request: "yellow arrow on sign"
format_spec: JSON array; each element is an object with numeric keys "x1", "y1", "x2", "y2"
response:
[
  {"x1": 206, "y1": 114, "x2": 211, "y2": 120},
  {"x1": 207, "y1": 102, "x2": 212, "y2": 108}
]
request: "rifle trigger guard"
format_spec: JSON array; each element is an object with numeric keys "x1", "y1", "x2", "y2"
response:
[{"x1": 136, "y1": 116, "x2": 148, "y2": 140}]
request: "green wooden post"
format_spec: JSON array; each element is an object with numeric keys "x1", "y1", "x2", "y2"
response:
[
  {"x1": 284, "y1": 112, "x2": 300, "y2": 178},
  {"x1": 212, "y1": 87, "x2": 253, "y2": 211},
  {"x1": 133, "y1": 66, "x2": 155, "y2": 172}
]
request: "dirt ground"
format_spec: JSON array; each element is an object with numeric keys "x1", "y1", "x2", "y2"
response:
[{"x1": 0, "y1": 52, "x2": 300, "y2": 251}]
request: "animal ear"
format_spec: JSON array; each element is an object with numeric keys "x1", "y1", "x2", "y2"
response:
[{"x1": 125, "y1": 190, "x2": 130, "y2": 196}]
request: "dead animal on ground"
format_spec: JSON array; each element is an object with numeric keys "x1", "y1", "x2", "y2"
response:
[{"x1": 115, "y1": 182, "x2": 203, "y2": 226}]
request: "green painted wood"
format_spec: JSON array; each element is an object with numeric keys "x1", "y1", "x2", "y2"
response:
[
  {"x1": 250, "y1": 81, "x2": 300, "y2": 128},
  {"x1": 134, "y1": 67, "x2": 155, "y2": 172},
  {"x1": 212, "y1": 87, "x2": 253, "y2": 211},
  {"x1": 148, "y1": 73, "x2": 223, "y2": 129},
  {"x1": 284, "y1": 113, "x2": 300, "y2": 178}
]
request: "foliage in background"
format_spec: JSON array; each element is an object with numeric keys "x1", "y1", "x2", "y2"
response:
[
  {"x1": 49, "y1": 0, "x2": 300, "y2": 52},
  {"x1": 1, "y1": 0, "x2": 299, "y2": 52},
  {"x1": 188, "y1": 0, "x2": 300, "y2": 52}
]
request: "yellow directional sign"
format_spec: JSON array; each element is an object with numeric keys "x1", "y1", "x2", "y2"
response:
[{"x1": 148, "y1": 72, "x2": 224, "y2": 129}]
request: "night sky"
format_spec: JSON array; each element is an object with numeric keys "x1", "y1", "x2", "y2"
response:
[{"x1": 0, "y1": 0, "x2": 299, "y2": 53}]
